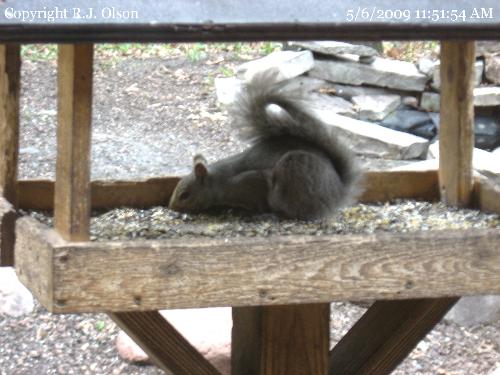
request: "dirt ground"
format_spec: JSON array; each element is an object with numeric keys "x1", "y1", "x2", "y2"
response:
[{"x1": 1, "y1": 46, "x2": 499, "y2": 374}]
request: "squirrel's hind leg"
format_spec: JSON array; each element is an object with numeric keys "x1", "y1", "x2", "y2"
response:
[{"x1": 268, "y1": 151, "x2": 344, "y2": 220}]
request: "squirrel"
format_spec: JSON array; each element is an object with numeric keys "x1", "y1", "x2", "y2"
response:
[{"x1": 168, "y1": 70, "x2": 362, "y2": 220}]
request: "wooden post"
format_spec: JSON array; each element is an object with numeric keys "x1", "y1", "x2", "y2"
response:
[
  {"x1": 54, "y1": 44, "x2": 93, "y2": 241},
  {"x1": 330, "y1": 40, "x2": 475, "y2": 375},
  {"x1": 439, "y1": 41, "x2": 475, "y2": 207},
  {"x1": 54, "y1": 43, "x2": 218, "y2": 374},
  {"x1": 0, "y1": 44, "x2": 20, "y2": 266},
  {"x1": 232, "y1": 304, "x2": 330, "y2": 375}
]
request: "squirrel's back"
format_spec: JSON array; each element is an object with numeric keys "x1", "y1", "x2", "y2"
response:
[{"x1": 230, "y1": 71, "x2": 363, "y2": 209}]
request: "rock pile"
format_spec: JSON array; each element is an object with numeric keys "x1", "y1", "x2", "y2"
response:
[{"x1": 215, "y1": 41, "x2": 500, "y2": 169}]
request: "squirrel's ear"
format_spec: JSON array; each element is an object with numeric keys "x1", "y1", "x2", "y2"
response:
[{"x1": 193, "y1": 154, "x2": 208, "y2": 179}]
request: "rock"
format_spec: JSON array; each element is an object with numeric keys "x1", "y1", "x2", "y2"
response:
[
  {"x1": 432, "y1": 60, "x2": 483, "y2": 90},
  {"x1": 445, "y1": 295, "x2": 500, "y2": 326},
  {"x1": 422, "y1": 87, "x2": 500, "y2": 109},
  {"x1": 429, "y1": 142, "x2": 500, "y2": 176},
  {"x1": 489, "y1": 365, "x2": 500, "y2": 375},
  {"x1": 484, "y1": 54, "x2": 500, "y2": 84},
  {"x1": 473, "y1": 86, "x2": 500, "y2": 106},
  {"x1": 417, "y1": 57, "x2": 439, "y2": 76},
  {"x1": 402, "y1": 96, "x2": 419, "y2": 109},
  {"x1": 116, "y1": 307, "x2": 231, "y2": 374},
  {"x1": 289, "y1": 41, "x2": 378, "y2": 58},
  {"x1": 476, "y1": 41, "x2": 500, "y2": 56},
  {"x1": 116, "y1": 331, "x2": 151, "y2": 364},
  {"x1": 309, "y1": 58, "x2": 428, "y2": 92},
  {"x1": 0, "y1": 267, "x2": 34, "y2": 317},
  {"x1": 321, "y1": 82, "x2": 402, "y2": 100},
  {"x1": 311, "y1": 110, "x2": 429, "y2": 159},
  {"x1": 420, "y1": 92, "x2": 441, "y2": 112},
  {"x1": 305, "y1": 93, "x2": 356, "y2": 118},
  {"x1": 237, "y1": 50, "x2": 314, "y2": 83},
  {"x1": 214, "y1": 77, "x2": 242, "y2": 105},
  {"x1": 352, "y1": 94, "x2": 401, "y2": 121}
]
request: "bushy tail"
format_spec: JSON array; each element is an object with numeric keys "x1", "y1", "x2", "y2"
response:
[{"x1": 229, "y1": 70, "x2": 363, "y2": 202}]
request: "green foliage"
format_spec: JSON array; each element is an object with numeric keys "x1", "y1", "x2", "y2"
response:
[
  {"x1": 21, "y1": 45, "x2": 57, "y2": 61},
  {"x1": 185, "y1": 43, "x2": 207, "y2": 62},
  {"x1": 95, "y1": 321, "x2": 106, "y2": 331}
]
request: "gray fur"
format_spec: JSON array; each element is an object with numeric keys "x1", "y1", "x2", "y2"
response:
[{"x1": 169, "y1": 70, "x2": 363, "y2": 219}]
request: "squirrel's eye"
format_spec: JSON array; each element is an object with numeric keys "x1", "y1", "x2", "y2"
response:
[{"x1": 179, "y1": 192, "x2": 190, "y2": 201}]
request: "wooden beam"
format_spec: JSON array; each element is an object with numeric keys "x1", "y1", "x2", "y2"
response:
[
  {"x1": 334, "y1": 40, "x2": 477, "y2": 375},
  {"x1": 110, "y1": 311, "x2": 220, "y2": 375},
  {"x1": 15, "y1": 217, "x2": 500, "y2": 313},
  {"x1": 329, "y1": 298, "x2": 457, "y2": 375},
  {"x1": 439, "y1": 41, "x2": 475, "y2": 207},
  {"x1": 0, "y1": 44, "x2": 20, "y2": 205},
  {"x1": 53, "y1": 44, "x2": 214, "y2": 374},
  {"x1": 54, "y1": 44, "x2": 93, "y2": 241},
  {"x1": 0, "y1": 197, "x2": 17, "y2": 266},
  {"x1": 15, "y1": 170, "x2": 437, "y2": 211},
  {"x1": 359, "y1": 170, "x2": 438, "y2": 203},
  {"x1": 232, "y1": 304, "x2": 329, "y2": 375},
  {"x1": 0, "y1": 44, "x2": 20, "y2": 266}
]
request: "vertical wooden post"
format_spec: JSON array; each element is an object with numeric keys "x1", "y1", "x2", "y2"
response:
[
  {"x1": 329, "y1": 40, "x2": 475, "y2": 375},
  {"x1": 232, "y1": 303, "x2": 330, "y2": 375},
  {"x1": 439, "y1": 41, "x2": 475, "y2": 207},
  {"x1": 54, "y1": 44, "x2": 93, "y2": 241},
  {"x1": 0, "y1": 44, "x2": 20, "y2": 266},
  {"x1": 54, "y1": 44, "x2": 218, "y2": 375}
]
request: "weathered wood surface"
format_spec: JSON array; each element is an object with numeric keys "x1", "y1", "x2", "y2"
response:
[
  {"x1": 0, "y1": 44, "x2": 20, "y2": 206},
  {"x1": 1, "y1": 0, "x2": 500, "y2": 42},
  {"x1": 0, "y1": 197, "x2": 17, "y2": 266},
  {"x1": 110, "y1": 311, "x2": 220, "y2": 375},
  {"x1": 15, "y1": 170, "x2": 436, "y2": 211},
  {"x1": 232, "y1": 304, "x2": 329, "y2": 375},
  {"x1": 54, "y1": 44, "x2": 94, "y2": 241},
  {"x1": 474, "y1": 177, "x2": 500, "y2": 215},
  {"x1": 329, "y1": 298, "x2": 457, "y2": 375},
  {"x1": 15, "y1": 217, "x2": 500, "y2": 313},
  {"x1": 439, "y1": 41, "x2": 475, "y2": 207},
  {"x1": 360, "y1": 170, "x2": 439, "y2": 203}
]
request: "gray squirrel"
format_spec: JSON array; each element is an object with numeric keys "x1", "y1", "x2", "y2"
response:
[{"x1": 169, "y1": 71, "x2": 362, "y2": 220}]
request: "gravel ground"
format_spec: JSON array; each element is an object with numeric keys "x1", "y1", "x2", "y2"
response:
[{"x1": 2, "y1": 48, "x2": 499, "y2": 374}]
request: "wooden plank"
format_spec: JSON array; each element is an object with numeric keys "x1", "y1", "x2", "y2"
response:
[
  {"x1": 15, "y1": 170, "x2": 436, "y2": 211},
  {"x1": 329, "y1": 298, "x2": 458, "y2": 375},
  {"x1": 439, "y1": 41, "x2": 475, "y2": 207},
  {"x1": 232, "y1": 304, "x2": 329, "y2": 375},
  {"x1": 0, "y1": 44, "x2": 20, "y2": 266},
  {"x1": 359, "y1": 170, "x2": 439, "y2": 203},
  {"x1": 334, "y1": 40, "x2": 477, "y2": 375},
  {"x1": 54, "y1": 43, "x2": 93, "y2": 241},
  {"x1": 109, "y1": 311, "x2": 220, "y2": 375},
  {"x1": 15, "y1": 217, "x2": 500, "y2": 313},
  {"x1": 53, "y1": 43, "x2": 213, "y2": 374},
  {"x1": 15, "y1": 217, "x2": 60, "y2": 308},
  {"x1": 0, "y1": 197, "x2": 17, "y2": 266},
  {"x1": 0, "y1": 44, "x2": 20, "y2": 205},
  {"x1": 1, "y1": 1, "x2": 500, "y2": 42}
]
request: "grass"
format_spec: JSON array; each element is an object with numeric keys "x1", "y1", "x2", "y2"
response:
[
  {"x1": 21, "y1": 41, "x2": 438, "y2": 66},
  {"x1": 20, "y1": 42, "x2": 284, "y2": 63}
]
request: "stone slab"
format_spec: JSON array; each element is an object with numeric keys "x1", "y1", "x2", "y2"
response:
[
  {"x1": 237, "y1": 50, "x2": 314, "y2": 83},
  {"x1": 309, "y1": 57, "x2": 428, "y2": 92}
]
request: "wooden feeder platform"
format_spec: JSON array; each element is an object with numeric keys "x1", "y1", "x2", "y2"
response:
[{"x1": 1, "y1": 1, "x2": 500, "y2": 374}]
